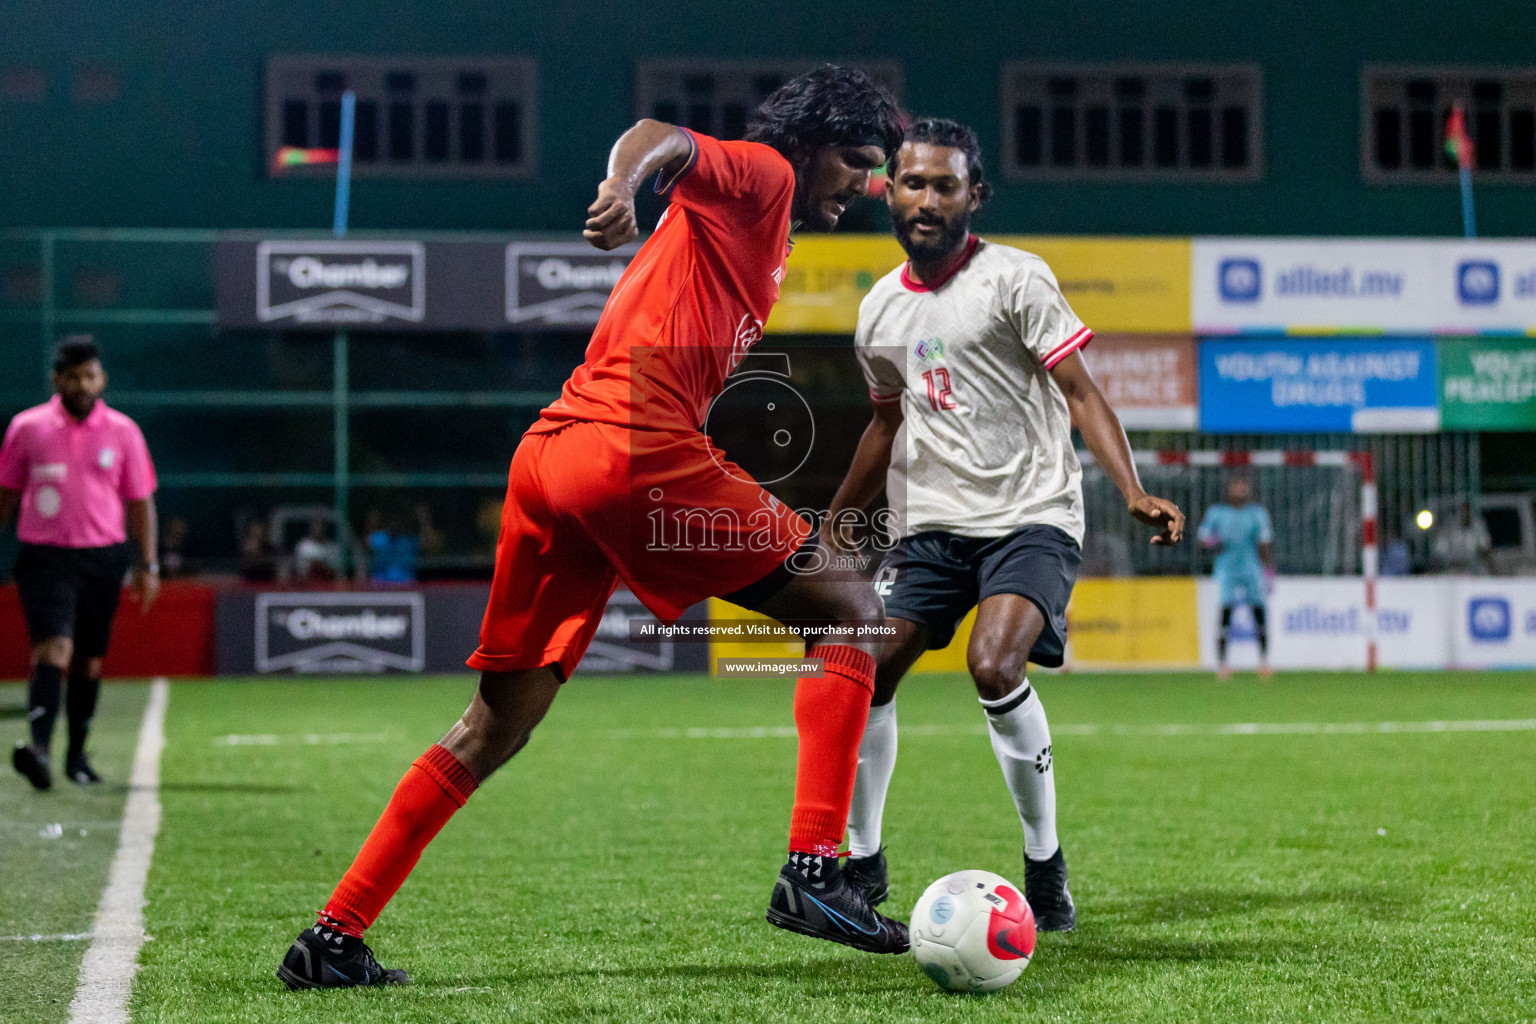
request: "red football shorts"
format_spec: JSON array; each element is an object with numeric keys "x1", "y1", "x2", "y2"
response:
[{"x1": 467, "y1": 421, "x2": 812, "y2": 679}]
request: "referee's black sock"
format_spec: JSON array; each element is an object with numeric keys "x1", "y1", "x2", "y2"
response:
[
  {"x1": 66, "y1": 672, "x2": 103, "y2": 761},
  {"x1": 27, "y1": 663, "x2": 64, "y2": 753}
]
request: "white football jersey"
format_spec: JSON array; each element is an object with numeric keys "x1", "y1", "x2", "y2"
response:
[{"x1": 855, "y1": 236, "x2": 1092, "y2": 543}]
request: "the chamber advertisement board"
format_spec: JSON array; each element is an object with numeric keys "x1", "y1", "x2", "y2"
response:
[{"x1": 1199, "y1": 338, "x2": 1438, "y2": 433}]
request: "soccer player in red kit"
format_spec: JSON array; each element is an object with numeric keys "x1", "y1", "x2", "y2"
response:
[{"x1": 279, "y1": 66, "x2": 908, "y2": 989}]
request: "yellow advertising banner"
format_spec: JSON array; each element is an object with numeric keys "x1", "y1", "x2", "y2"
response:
[
  {"x1": 707, "y1": 598, "x2": 805, "y2": 664},
  {"x1": 1065, "y1": 577, "x2": 1200, "y2": 667},
  {"x1": 709, "y1": 577, "x2": 1200, "y2": 674},
  {"x1": 765, "y1": 236, "x2": 1191, "y2": 335}
]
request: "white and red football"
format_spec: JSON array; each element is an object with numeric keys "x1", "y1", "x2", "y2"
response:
[{"x1": 909, "y1": 869, "x2": 1037, "y2": 993}]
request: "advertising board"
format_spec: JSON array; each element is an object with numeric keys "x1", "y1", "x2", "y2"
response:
[{"x1": 1199, "y1": 338, "x2": 1438, "y2": 432}]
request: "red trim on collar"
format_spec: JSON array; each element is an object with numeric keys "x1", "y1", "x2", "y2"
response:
[{"x1": 900, "y1": 234, "x2": 980, "y2": 293}]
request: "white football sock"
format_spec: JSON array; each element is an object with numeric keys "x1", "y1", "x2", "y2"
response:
[
  {"x1": 981, "y1": 679, "x2": 1059, "y2": 861},
  {"x1": 845, "y1": 700, "x2": 897, "y2": 858}
]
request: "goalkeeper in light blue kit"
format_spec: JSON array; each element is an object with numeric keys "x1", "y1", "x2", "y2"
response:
[{"x1": 1198, "y1": 474, "x2": 1275, "y2": 679}]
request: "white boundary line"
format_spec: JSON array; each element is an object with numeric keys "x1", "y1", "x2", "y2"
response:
[
  {"x1": 603, "y1": 718, "x2": 1536, "y2": 740},
  {"x1": 67, "y1": 678, "x2": 168, "y2": 1024}
]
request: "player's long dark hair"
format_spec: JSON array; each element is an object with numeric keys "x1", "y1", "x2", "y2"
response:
[
  {"x1": 893, "y1": 118, "x2": 992, "y2": 205},
  {"x1": 744, "y1": 65, "x2": 904, "y2": 162}
]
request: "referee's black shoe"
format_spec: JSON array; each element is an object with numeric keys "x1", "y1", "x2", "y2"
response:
[
  {"x1": 278, "y1": 924, "x2": 408, "y2": 990},
  {"x1": 843, "y1": 847, "x2": 890, "y2": 907},
  {"x1": 12, "y1": 743, "x2": 51, "y2": 791},
  {"x1": 1024, "y1": 846, "x2": 1076, "y2": 932},
  {"x1": 65, "y1": 753, "x2": 102, "y2": 786}
]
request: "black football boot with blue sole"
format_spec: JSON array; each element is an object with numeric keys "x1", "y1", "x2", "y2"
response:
[
  {"x1": 766, "y1": 852, "x2": 908, "y2": 954},
  {"x1": 278, "y1": 923, "x2": 408, "y2": 990}
]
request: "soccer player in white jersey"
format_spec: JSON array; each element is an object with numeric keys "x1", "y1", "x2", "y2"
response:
[{"x1": 826, "y1": 119, "x2": 1185, "y2": 930}]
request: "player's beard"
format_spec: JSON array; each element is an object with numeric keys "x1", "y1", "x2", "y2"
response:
[
  {"x1": 893, "y1": 209, "x2": 971, "y2": 265},
  {"x1": 61, "y1": 392, "x2": 99, "y2": 419}
]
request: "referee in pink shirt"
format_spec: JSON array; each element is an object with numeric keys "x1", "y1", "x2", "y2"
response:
[{"x1": 0, "y1": 337, "x2": 159, "y2": 790}]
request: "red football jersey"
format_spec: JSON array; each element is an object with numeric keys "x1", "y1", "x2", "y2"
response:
[{"x1": 530, "y1": 129, "x2": 794, "y2": 435}]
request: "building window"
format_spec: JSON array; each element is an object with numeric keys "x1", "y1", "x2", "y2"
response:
[
  {"x1": 635, "y1": 60, "x2": 903, "y2": 141},
  {"x1": 266, "y1": 56, "x2": 536, "y2": 179},
  {"x1": 1002, "y1": 63, "x2": 1261, "y2": 181},
  {"x1": 1364, "y1": 66, "x2": 1536, "y2": 181}
]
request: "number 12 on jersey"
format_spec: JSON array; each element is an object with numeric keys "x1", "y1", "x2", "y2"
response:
[{"x1": 922, "y1": 367, "x2": 956, "y2": 412}]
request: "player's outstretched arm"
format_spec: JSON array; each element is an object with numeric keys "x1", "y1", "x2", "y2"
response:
[
  {"x1": 1050, "y1": 351, "x2": 1184, "y2": 545},
  {"x1": 826, "y1": 401, "x2": 903, "y2": 552},
  {"x1": 584, "y1": 120, "x2": 694, "y2": 251}
]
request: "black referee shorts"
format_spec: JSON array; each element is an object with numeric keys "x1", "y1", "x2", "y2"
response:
[
  {"x1": 873, "y1": 524, "x2": 1082, "y2": 667},
  {"x1": 13, "y1": 543, "x2": 133, "y2": 658}
]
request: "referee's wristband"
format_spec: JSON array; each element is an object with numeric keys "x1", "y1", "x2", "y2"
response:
[{"x1": 138, "y1": 561, "x2": 160, "y2": 575}]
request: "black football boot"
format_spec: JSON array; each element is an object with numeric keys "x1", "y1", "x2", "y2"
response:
[
  {"x1": 842, "y1": 847, "x2": 890, "y2": 907},
  {"x1": 64, "y1": 752, "x2": 102, "y2": 785},
  {"x1": 766, "y1": 851, "x2": 909, "y2": 954},
  {"x1": 12, "y1": 743, "x2": 51, "y2": 791},
  {"x1": 1024, "y1": 845, "x2": 1077, "y2": 932},
  {"x1": 277, "y1": 922, "x2": 408, "y2": 990}
]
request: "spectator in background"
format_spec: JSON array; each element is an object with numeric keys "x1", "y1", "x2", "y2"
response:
[
  {"x1": 367, "y1": 514, "x2": 418, "y2": 584},
  {"x1": 238, "y1": 520, "x2": 277, "y2": 582},
  {"x1": 1433, "y1": 502, "x2": 1493, "y2": 575},
  {"x1": 161, "y1": 516, "x2": 189, "y2": 579},
  {"x1": 294, "y1": 517, "x2": 340, "y2": 581},
  {"x1": 415, "y1": 503, "x2": 444, "y2": 558},
  {"x1": 475, "y1": 497, "x2": 503, "y2": 557},
  {"x1": 1380, "y1": 531, "x2": 1411, "y2": 576}
]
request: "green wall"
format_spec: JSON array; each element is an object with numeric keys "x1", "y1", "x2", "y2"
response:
[{"x1": 2, "y1": 0, "x2": 1534, "y2": 236}]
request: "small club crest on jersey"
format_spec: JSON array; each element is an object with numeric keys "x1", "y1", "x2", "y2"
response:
[
  {"x1": 98, "y1": 448, "x2": 115, "y2": 469},
  {"x1": 914, "y1": 338, "x2": 946, "y2": 362}
]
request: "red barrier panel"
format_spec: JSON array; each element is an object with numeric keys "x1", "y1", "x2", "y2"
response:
[{"x1": 0, "y1": 582, "x2": 217, "y2": 679}]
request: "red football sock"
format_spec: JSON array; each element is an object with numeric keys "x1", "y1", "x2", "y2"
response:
[
  {"x1": 319, "y1": 744, "x2": 479, "y2": 937},
  {"x1": 788, "y1": 644, "x2": 876, "y2": 857}
]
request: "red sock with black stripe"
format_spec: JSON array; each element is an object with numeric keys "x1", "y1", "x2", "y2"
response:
[
  {"x1": 319, "y1": 744, "x2": 478, "y2": 937},
  {"x1": 788, "y1": 644, "x2": 876, "y2": 856}
]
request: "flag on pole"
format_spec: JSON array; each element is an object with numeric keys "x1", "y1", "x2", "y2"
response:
[
  {"x1": 1444, "y1": 102, "x2": 1475, "y2": 169},
  {"x1": 272, "y1": 146, "x2": 341, "y2": 172},
  {"x1": 1445, "y1": 102, "x2": 1477, "y2": 238}
]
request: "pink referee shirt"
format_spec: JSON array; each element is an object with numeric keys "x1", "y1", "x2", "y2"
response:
[{"x1": 0, "y1": 395, "x2": 157, "y2": 548}]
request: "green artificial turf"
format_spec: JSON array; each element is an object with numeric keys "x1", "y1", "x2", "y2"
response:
[
  {"x1": 9, "y1": 671, "x2": 1535, "y2": 1023},
  {"x1": 0, "y1": 681, "x2": 148, "y2": 1024}
]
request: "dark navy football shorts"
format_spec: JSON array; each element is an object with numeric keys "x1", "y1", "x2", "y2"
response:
[{"x1": 873, "y1": 524, "x2": 1082, "y2": 667}]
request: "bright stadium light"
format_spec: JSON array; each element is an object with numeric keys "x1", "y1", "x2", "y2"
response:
[{"x1": 1417, "y1": 509, "x2": 1435, "y2": 530}]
